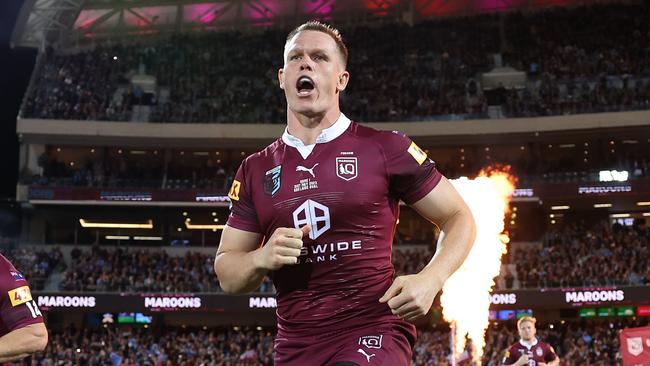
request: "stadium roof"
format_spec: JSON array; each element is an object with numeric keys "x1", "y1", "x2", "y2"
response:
[{"x1": 12, "y1": 0, "x2": 599, "y2": 49}]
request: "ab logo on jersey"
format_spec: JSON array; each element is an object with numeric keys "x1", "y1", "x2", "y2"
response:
[
  {"x1": 8, "y1": 285, "x2": 32, "y2": 307},
  {"x1": 407, "y1": 142, "x2": 427, "y2": 165},
  {"x1": 293, "y1": 199, "x2": 331, "y2": 240},
  {"x1": 264, "y1": 165, "x2": 282, "y2": 197},
  {"x1": 228, "y1": 180, "x2": 241, "y2": 201}
]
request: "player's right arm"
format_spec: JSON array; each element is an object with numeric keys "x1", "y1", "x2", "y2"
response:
[
  {"x1": 0, "y1": 322, "x2": 48, "y2": 362},
  {"x1": 501, "y1": 346, "x2": 528, "y2": 366},
  {"x1": 502, "y1": 354, "x2": 528, "y2": 366},
  {"x1": 214, "y1": 225, "x2": 310, "y2": 294},
  {"x1": 0, "y1": 256, "x2": 48, "y2": 362},
  {"x1": 215, "y1": 159, "x2": 310, "y2": 294}
]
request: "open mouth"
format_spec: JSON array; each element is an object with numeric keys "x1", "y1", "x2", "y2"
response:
[{"x1": 296, "y1": 76, "x2": 315, "y2": 96}]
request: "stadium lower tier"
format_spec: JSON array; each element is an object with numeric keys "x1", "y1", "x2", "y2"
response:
[{"x1": 12, "y1": 319, "x2": 649, "y2": 366}]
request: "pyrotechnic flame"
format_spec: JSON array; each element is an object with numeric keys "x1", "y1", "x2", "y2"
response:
[{"x1": 441, "y1": 166, "x2": 516, "y2": 365}]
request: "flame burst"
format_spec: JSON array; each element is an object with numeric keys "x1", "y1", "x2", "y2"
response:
[{"x1": 441, "y1": 167, "x2": 516, "y2": 364}]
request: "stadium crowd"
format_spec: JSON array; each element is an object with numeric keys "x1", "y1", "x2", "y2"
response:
[
  {"x1": 22, "y1": 2, "x2": 650, "y2": 123},
  {"x1": 3, "y1": 219, "x2": 646, "y2": 294},
  {"x1": 2, "y1": 246, "x2": 64, "y2": 291},
  {"x1": 26, "y1": 149, "x2": 235, "y2": 190},
  {"x1": 59, "y1": 247, "x2": 274, "y2": 293},
  {"x1": 11, "y1": 319, "x2": 647, "y2": 365},
  {"x1": 503, "y1": 221, "x2": 650, "y2": 289}
]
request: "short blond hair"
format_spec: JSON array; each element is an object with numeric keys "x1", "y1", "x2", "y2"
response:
[
  {"x1": 517, "y1": 316, "x2": 536, "y2": 328},
  {"x1": 285, "y1": 20, "x2": 348, "y2": 67}
]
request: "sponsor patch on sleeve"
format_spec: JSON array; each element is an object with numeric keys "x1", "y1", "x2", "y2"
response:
[
  {"x1": 228, "y1": 180, "x2": 241, "y2": 201},
  {"x1": 8, "y1": 285, "x2": 32, "y2": 307},
  {"x1": 407, "y1": 141, "x2": 427, "y2": 165},
  {"x1": 10, "y1": 271, "x2": 25, "y2": 281}
]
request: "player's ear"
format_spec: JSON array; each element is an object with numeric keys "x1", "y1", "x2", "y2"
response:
[
  {"x1": 336, "y1": 71, "x2": 349, "y2": 92},
  {"x1": 278, "y1": 68, "x2": 285, "y2": 90}
]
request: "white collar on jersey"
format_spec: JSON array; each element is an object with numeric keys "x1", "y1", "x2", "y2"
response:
[
  {"x1": 281, "y1": 113, "x2": 351, "y2": 159},
  {"x1": 519, "y1": 338, "x2": 539, "y2": 349}
]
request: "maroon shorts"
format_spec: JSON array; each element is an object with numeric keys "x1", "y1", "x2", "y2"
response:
[{"x1": 274, "y1": 322, "x2": 414, "y2": 366}]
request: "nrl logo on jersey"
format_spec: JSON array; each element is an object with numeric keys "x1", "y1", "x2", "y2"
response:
[{"x1": 263, "y1": 165, "x2": 282, "y2": 197}]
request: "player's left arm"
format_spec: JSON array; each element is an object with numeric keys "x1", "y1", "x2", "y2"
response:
[
  {"x1": 540, "y1": 345, "x2": 560, "y2": 366},
  {"x1": 0, "y1": 322, "x2": 48, "y2": 362},
  {"x1": 380, "y1": 176, "x2": 476, "y2": 321}
]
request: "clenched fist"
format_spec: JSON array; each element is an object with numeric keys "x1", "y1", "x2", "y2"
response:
[
  {"x1": 253, "y1": 225, "x2": 311, "y2": 271},
  {"x1": 379, "y1": 273, "x2": 442, "y2": 322}
]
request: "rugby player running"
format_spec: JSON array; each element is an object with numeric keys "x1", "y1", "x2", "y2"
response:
[
  {"x1": 215, "y1": 21, "x2": 476, "y2": 366},
  {"x1": 0, "y1": 253, "x2": 48, "y2": 362}
]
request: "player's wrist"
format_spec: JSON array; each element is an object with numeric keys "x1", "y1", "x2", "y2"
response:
[
  {"x1": 417, "y1": 267, "x2": 446, "y2": 289},
  {"x1": 250, "y1": 248, "x2": 269, "y2": 272}
]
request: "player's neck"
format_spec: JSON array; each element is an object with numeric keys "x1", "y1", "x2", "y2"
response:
[
  {"x1": 520, "y1": 338, "x2": 537, "y2": 348},
  {"x1": 286, "y1": 108, "x2": 341, "y2": 145}
]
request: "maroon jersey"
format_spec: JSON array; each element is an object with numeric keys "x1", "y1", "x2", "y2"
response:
[
  {"x1": 0, "y1": 253, "x2": 44, "y2": 336},
  {"x1": 227, "y1": 114, "x2": 442, "y2": 338},
  {"x1": 503, "y1": 339, "x2": 558, "y2": 365}
]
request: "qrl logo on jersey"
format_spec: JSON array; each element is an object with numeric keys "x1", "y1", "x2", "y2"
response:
[
  {"x1": 8, "y1": 285, "x2": 32, "y2": 307},
  {"x1": 359, "y1": 335, "x2": 383, "y2": 349},
  {"x1": 293, "y1": 199, "x2": 330, "y2": 240},
  {"x1": 336, "y1": 157, "x2": 357, "y2": 181}
]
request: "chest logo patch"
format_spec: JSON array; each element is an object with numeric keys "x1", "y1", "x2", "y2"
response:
[
  {"x1": 336, "y1": 157, "x2": 358, "y2": 181},
  {"x1": 263, "y1": 165, "x2": 282, "y2": 197},
  {"x1": 293, "y1": 199, "x2": 330, "y2": 240}
]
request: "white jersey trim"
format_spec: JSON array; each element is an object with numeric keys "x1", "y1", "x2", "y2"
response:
[
  {"x1": 519, "y1": 338, "x2": 539, "y2": 350},
  {"x1": 281, "y1": 113, "x2": 351, "y2": 159}
]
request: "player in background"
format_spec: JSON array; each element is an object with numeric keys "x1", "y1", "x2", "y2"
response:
[
  {"x1": 0, "y1": 253, "x2": 48, "y2": 362},
  {"x1": 214, "y1": 20, "x2": 476, "y2": 365},
  {"x1": 502, "y1": 316, "x2": 559, "y2": 366}
]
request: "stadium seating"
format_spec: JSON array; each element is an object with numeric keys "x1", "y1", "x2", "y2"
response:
[{"x1": 21, "y1": 3, "x2": 650, "y2": 123}]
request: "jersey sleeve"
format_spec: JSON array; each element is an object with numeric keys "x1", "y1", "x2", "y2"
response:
[
  {"x1": 0, "y1": 260, "x2": 44, "y2": 333},
  {"x1": 502, "y1": 346, "x2": 517, "y2": 365},
  {"x1": 544, "y1": 344, "x2": 558, "y2": 362},
  {"x1": 226, "y1": 159, "x2": 262, "y2": 233},
  {"x1": 381, "y1": 131, "x2": 442, "y2": 204}
]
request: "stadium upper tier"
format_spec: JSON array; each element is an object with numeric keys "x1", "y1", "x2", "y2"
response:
[
  {"x1": 20, "y1": 2, "x2": 650, "y2": 124},
  {"x1": 20, "y1": 139, "x2": 650, "y2": 191}
]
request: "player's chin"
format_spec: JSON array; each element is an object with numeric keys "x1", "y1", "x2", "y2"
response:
[{"x1": 290, "y1": 102, "x2": 323, "y2": 117}]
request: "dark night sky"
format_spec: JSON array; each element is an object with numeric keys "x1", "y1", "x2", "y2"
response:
[{"x1": 0, "y1": 0, "x2": 37, "y2": 200}]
